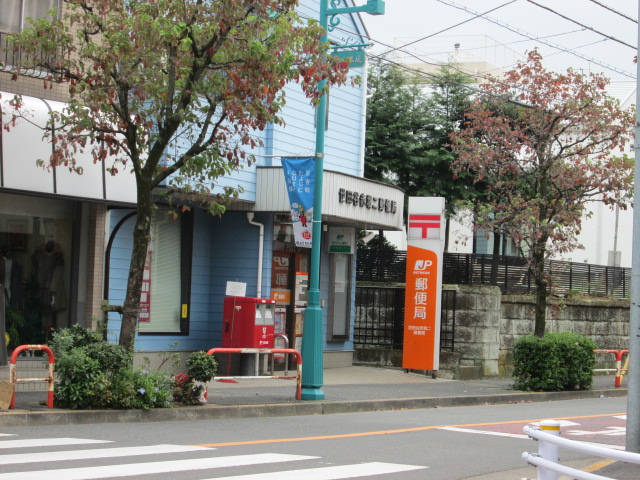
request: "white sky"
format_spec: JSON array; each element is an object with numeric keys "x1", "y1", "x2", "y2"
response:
[{"x1": 360, "y1": 0, "x2": 637, "y2": 85}]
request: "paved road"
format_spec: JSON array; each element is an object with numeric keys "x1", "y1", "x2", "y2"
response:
[{"x1": 0, "y1": 396, "x2": 630, "y2": 479}]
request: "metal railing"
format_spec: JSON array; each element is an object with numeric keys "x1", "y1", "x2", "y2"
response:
[
  {"x1": 9, "y1": 345, "x2": 55, "y2": 409},
  {"x1": 0, "y1": 30, "x2": 62, "y2": 79},
  {"x1": 357, "y1": 250, "x2": 631, "y2": 298},
  {"x1": 522, "y1": 419, "x2": 640, "y2": 480},
  {"x1": 354, "y1": 286, "x2": 456, "y2": 352},
  {"x1": 206, "y1": 348, "x2": 302, "y2": 400}
]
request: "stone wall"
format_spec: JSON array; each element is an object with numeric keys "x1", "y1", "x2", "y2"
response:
[{"x1": 355, "y1": 284, "x2": 630, "y2": 379}]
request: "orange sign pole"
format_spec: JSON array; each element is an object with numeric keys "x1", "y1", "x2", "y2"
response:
[{"x1": 402, "y1": 198, "x2": 445, "y2": 371}]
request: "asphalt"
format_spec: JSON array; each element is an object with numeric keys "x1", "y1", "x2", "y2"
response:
[{"x1": 1, "y1": 366, "x2": 637, "y2": 479}]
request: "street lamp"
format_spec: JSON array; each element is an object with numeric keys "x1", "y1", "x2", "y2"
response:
[{"x1": 301, "y1": 0, "x2": 385, "y2": 401}]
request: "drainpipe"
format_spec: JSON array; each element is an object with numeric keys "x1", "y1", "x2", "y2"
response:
[{"x1": 247, "y1": 212, "x2": 264, "y2": 298}]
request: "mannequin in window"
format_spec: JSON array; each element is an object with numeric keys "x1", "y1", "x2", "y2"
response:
[
  {"x1": 0, "y1": 246, "x2": 11, "y2": 301},
  {"x1": 31, "y1": 240, "x2": 66, "y2": 312}
]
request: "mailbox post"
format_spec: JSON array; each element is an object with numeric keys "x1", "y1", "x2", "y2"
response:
[{"x1": 222, "y1": 296, "x2": 276, "y2": 375}]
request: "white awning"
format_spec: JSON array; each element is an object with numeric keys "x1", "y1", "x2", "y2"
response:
[
  {"x1": 0, "y1": 91, "x2": 136, "y2": 204},
  {"x1": 255, "y1": 166, "x2": 405, "y2": 231}
]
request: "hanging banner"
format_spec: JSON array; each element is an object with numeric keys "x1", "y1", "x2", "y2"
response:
[
  {"x1": 281, "y1": 157, "x2": 315, "y2": 248},
  {"x1": 403, "y1": 197, "x2": 445, "y2": 371}
]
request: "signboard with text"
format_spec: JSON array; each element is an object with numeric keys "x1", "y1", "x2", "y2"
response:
[
  {"x1": 402, "y1": 197, "x2": 445, "y2": 371},
  {"x1": 281, "y1": 157, "x2": 314, "y2": 248}
]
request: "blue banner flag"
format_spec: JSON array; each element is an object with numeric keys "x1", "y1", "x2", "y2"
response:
[{"x1": 281, "y1": 157, "x2": 315, "y2": 248}]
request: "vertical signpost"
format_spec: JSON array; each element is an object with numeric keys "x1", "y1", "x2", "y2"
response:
[
  {"x1": 403, "y1": 197, "x2": 445, "y2": 372},
  {"x1": 301, "y1": 0, "x2": 385, "y2": 401}
]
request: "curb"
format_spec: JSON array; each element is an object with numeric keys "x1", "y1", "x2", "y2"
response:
[{"x1": 0, "y1": 388, "x2": 627, "y2": 427}]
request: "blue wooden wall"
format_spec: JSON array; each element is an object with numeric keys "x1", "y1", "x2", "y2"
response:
[{"x1": 106, "y1": 1, "x2": 367, "y2": 354}]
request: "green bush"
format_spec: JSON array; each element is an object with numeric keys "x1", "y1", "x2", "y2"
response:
[
  {"x1": 54, "y1": 349, "x2": 106, "y2": 409},
  {"x1": 513, "y1": 331, "x2": 597, "y2": 391},
  {"x1": 173, "y1": 351, "x2": 218, "y2": 405},
  {"x1": 130, "y1": 369, "x2": 174, "y2": 409},
  {"x1": 186, "y1": 351, "x2": 217, "y2": 383},
  {"x1": 49, "y1": 324, "x2": 102, "y2": 357},
  {"x1": 50, "y1": 326, "x2": 172, "y2": 410}
]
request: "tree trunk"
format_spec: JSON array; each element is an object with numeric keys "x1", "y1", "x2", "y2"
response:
[
  {"x1": 119, "y1": 183, "x2": 153, "y2": 353},
  {"x1": 532, "y1": 245, "x2": 547, "y2": 337}
]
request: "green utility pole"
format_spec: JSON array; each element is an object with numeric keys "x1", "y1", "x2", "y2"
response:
[
  {"x1": 301, "y1": 0, "x2": 385, "y2": 401},
  {"x1": 626, "y1": 0, "x2": 640, "y2": 453}
]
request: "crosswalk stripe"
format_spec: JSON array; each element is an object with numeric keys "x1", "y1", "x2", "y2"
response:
[
  {"x1": 0, "y1": 438, "x2": 112, "y2": 449},
  {"x1": 0, "y1": 435, "x2": 16, "y2": 437},
  {"x1": 0, "y1": 453, "x2": 318, "y2": 480},
  {"x1": 203, "y1": 462, "x2": 428, "y2": 479},
  {"x1": 0, "y1": 444, "x2": 212, "y2": 465}
]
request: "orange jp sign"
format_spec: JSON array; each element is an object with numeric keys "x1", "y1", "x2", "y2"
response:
[{"x1": 402, "y1": 245, "x2": 439, "y2": 370}]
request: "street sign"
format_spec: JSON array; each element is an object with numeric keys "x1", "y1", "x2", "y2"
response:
[{"x1": 332, "y1": 49, "x2": 366, "y2": 68}]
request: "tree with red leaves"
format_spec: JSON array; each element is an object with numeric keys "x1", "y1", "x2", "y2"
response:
[
  {"x1": 451, "y1": 50, "x2": 634, "y2": 337},
  {"x1": 5, "y1": 0, "x2": 350, "y2": 352}
]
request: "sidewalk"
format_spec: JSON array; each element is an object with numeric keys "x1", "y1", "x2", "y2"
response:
[{"x1": 1, "y1": 366, "x2": 635, "y2": 478}]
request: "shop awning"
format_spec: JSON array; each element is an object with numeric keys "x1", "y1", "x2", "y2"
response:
[
  {"x1": 0, "y1": 91, "x2": 137, "y2": 204},
  {"x1": 254, "y1": 166, "x2": 405, "y2": 231}
]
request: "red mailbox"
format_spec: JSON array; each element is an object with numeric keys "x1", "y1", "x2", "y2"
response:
[{"x1": 222, "y1": 296, "x2": 276, "y2": 348}]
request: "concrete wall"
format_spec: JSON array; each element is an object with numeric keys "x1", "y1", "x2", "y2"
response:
[{"x1": 355, "y1": 284, "x2": 630, "y2": 379}]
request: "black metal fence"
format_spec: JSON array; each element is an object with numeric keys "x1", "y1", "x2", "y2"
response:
[
  {"x1": 354, "y1": 286, "x2": 456, "y2": 352},
  {"x1": 0, "y1": 30, "x2": 60, "y2": 79},
  {"x1": 357, "y1": 250, "x2": 630, "y2": 298}
]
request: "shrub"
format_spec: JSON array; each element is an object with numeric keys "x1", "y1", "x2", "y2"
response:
[
  {"x1": 173, "y1": 372, "x2": 204, "y2": 405},
  {"x1": 50, "y1": 326, "x2": 171, "y2": 409},
  {"x1": 130, "y1": 369, "x2": 174, "y2": 409},
  {"x1": 513, "y1": 331, "x2": 597, "y2": 391},
  {"x1": 54, "y1": 349, "x2": 106, "y2": 409},
  {"x1": 49, "y1": 324, "x2": 102, "y2": 357},
  {"x1": 173, "y1": 351, "x2": 218, "y2": 405},
  {"x1": 186, "y1": 351, "x2": 217, "y2": 383}
]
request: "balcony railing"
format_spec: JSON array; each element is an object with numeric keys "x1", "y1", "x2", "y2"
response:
[{"x1": 0, "y1": 30, "x2": 62, "y2": 79}]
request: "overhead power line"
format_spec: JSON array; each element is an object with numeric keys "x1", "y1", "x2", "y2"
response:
[
  {"x1": 385, "y1": 0, "x2": 517, "y2": 55},
  {"x1": 526, "y1": 0, "x2": 636, "y2": 49},
  {"x1": 414, "y1": 28, "x2": 584, "y2": 60},
  {"x1": 586, "y1": 0, "x2": 637, "y2": 24},
  {"x1": 434, "y1": 0, "x2": 636, "y2": 79}
]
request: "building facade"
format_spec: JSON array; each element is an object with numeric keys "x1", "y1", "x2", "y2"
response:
[{"x1": 0, "y1": 1, "x2": 403, "y2": 367}]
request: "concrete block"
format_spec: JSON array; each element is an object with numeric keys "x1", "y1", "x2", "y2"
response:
[{"x1": 458, "y1": 366, "x2": 483, "y2": 380}]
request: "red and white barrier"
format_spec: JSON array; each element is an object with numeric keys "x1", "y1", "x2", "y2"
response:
[
  {"x1": 206, "y1": 348, "x2": 302, "y2": 400},
  {"x1": 9, "y1": 344, "x2": 55, "y2": 409}
]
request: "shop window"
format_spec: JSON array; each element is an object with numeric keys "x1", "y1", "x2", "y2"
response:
[
  {"x1": 328, "y1": 253, "x2": 351, "y2": 341},
  {"x1": 138, "y1": 209, "x2": 192, "y2": 335},
  {"x1": 1, "y1": 212, "x2": 72, "y2": 346}
]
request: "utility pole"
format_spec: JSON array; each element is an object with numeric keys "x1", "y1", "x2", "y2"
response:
[
  {"x1": 301, "y1": 0, "x2": 385, "y2": 400},
  {"x1": 625, "y1": 0, "x2": 640, "y2": 453}
]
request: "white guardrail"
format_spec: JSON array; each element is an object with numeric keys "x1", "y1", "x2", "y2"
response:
[{"x1": 522, "y1": 420, "x2": 640, "y2": 480}]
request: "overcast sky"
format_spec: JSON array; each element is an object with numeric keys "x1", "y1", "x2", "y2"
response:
[{"x1": 360, "y1": 0, "x2": 637, "y2": 85}]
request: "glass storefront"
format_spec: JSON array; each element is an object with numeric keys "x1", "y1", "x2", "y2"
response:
[{"x1": 1, "y1": 193, "x2": 74, "y2": 348}]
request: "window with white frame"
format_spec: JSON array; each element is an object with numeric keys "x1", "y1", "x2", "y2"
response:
[
  {"x1": 1, "y1": 1, "x2": 59, "y2": 34},
  {"x1": 1, "y1": 1, "x2": 59, "y2": 69}
]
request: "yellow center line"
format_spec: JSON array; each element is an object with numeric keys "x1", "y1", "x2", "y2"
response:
[{"x1": 194, "y1": 412, "x2": 626, "y2": 448}]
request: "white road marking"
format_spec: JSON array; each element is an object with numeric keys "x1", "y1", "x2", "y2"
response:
[
  {"x1": 531, "y1": 420, "x2": 581, "y2": 427},
  {"x1": 0, "y1": 444, "x2": 212, "y2": 465},
  {"x1": 614, "y1": 415, "x2": 627, "y2": 420},
  {"x1": 439, "y1": 427, "x2": 529, "y2": 439},
  {"x1": 0, "y1": 434, "x2": 16, "y2": 437},
  {"x1": 0, "y1": 438, "x2": 112, "y2": 449},
  {"x1": 204, "y1": 462, "x2": 427, "y2": 479},
  {"x1": 0, "y1": 453, "x2": 318, "y2": 480}
]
